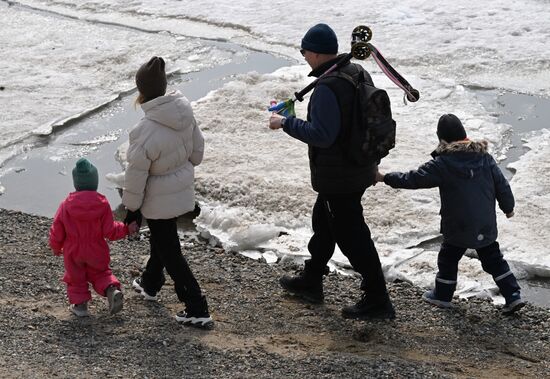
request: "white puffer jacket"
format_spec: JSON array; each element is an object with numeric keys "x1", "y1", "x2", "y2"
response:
[{"x1": 122, "y1": 91, "x2": 204, "y2": 219}]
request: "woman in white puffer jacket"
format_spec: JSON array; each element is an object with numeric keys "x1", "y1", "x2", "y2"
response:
[{"x1": 122, "y1": 56, "x2": 212, "y2": 328}]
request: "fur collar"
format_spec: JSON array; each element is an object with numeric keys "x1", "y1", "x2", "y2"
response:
[{"x1": 433, "y1": 140, "x2": 488, "y2": 156}]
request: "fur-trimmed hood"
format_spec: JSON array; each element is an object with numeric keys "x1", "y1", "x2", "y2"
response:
[
  {"x1": 432, "y1": 139, "x2": 489, "y2": 157},
  {"x1": 431, "y1": 139, "x2": 490, "y2": 179}
]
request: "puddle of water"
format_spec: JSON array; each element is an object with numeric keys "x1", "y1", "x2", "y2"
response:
[
  {"x1": 0, "y1": 42, "x2": 291, "y2": 217},
  {"x1": 519, "y1": 277, "x2": 550, "y2": 309},
  {"x1": 475, "y1": 90, "x2": 550, "y2": 179}
]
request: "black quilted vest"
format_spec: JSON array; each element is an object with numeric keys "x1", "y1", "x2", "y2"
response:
[{"x1": 307, "y1": 55, "x2": 377, "y2": 193}]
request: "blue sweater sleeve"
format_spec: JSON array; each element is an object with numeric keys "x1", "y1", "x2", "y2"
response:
[
  {"x1": 384, "y1": 159, "x2": 443, "y2": 189},
  {"x1": 282, "y1": 85, "x2": 340, "y2": 148}
]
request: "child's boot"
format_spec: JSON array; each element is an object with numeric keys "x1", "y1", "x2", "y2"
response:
[
  {"x1": 492, "y1": 271, "x2": 524, "y2": 315},
  {"x1": 422, "y1": 289, "x2": 453, "y2": 308},
  {"x1": 502, "y1": 291, "x2": 526, "y2": 315},
  {"x1": 106, "y1": 285, "x2": 124, "y2": 315},
  {"x1": 423, "y1": 275, "x2": 456, "y2": 308},
  {"x1": 69, "y1": 302, "x2": 90, "y2": 317}
]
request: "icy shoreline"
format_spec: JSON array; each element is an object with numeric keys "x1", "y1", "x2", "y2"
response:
[
  {"x1": 1, "y1": 0, "x2": 549, "y2": 307},
  {"x1": 2, "y1": 61, "x2": 549, "y2": 306}
]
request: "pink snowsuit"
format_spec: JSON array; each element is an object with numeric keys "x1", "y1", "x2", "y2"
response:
[{"x1": 49, "y1": 191, "x2": 129, "y2": 305}]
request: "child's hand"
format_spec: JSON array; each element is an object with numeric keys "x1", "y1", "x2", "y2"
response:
[
  {"x1": 506, "y1": 211, "x2": 514, "y2": 218},
  {"x1": 128, "y1": 221, "x2": 139, "y2": 235},
  {"x1": 124, "y1": 209, "x2": 142, "y2": 227},
  {"x1": 375, "y1": 170, "x2": 385, "y2": 183}
]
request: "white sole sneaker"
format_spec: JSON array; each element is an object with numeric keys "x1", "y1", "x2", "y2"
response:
[
  {"x1": 132, "y1": 278, "x2": 158, "y2": 301},
  {"x1": 175, "y1": 312, "x2": 214, "y2": 329},
  {"x1": 422, "y1": 290, "x2": 454, "y2": 308}
]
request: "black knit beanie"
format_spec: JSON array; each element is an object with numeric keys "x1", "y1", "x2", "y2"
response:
[
  {"x1": 135, "y1": 56, "x2": 167, "y2": 101},
  {"x1": 301, "y1": 23, "x2": 338, "y2": 54},
  {"x1": 72, "y1": 158, "x2": 98, "y2": 192},
  {"x1": 437, "y1": 114, "x2": 467, "y2": 143}
]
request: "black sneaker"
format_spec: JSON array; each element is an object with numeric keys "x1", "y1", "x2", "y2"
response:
[
  {"x1": 279, "y1": 274, "x2": 324, "y2": 304},
  {"x1": 342, "y1": 293, "x2": 396, "y2": 320},
  {"x1": 175, "y1": 310, "x2": 214, "y2": 329}
]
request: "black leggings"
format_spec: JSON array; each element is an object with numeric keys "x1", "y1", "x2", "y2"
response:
[{"x1": 141, "y1": 218, "x2": 203, "y2": 305}]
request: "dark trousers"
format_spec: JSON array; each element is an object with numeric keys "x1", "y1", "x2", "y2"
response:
[
  {"x1": 435, "y1": 241, "x2": 520, "y2": 301},
  {"x1": 141, "y1": 218, "x2": 204, "y2": 305},
  {"x1": 307, "y1": 191, "x2": 388, "y2": 299}
]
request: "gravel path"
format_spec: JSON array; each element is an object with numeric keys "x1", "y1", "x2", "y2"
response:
[{"x1": 0, "y1": 209, "x2": 549, "y2": 378}]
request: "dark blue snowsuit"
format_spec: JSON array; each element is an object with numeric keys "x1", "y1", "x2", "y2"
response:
[{"x1": 384, "y1": 140, "x2": 520, "y2": 302}]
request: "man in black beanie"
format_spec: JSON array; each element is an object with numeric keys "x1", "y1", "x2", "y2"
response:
[
  {"x1": 376, "y1": 114, "x2": 524, "y2": 315},
  {"x1": 268, "y1": 23, "x2": 396, "y2": 320},
  {"x1": 300, "y1": 23, "x2": 339, "y2": 55}
]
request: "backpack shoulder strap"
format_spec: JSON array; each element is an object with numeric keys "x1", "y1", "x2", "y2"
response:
[
  {"x1": 322, "y1": 64, "x2": 371, "y2": 88},
  {"x1": 323, "y1": 70, "x2": 355, "y2": 87}
]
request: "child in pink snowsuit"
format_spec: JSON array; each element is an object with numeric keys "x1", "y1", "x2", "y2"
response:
[{"x1": 49, "y1": 158, "x2": 138, "y2": 317}]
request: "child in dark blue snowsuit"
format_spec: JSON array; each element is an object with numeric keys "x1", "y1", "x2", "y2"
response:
[{"x1": 377, "y1": 114, "x2": 525, "y2": 315}]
